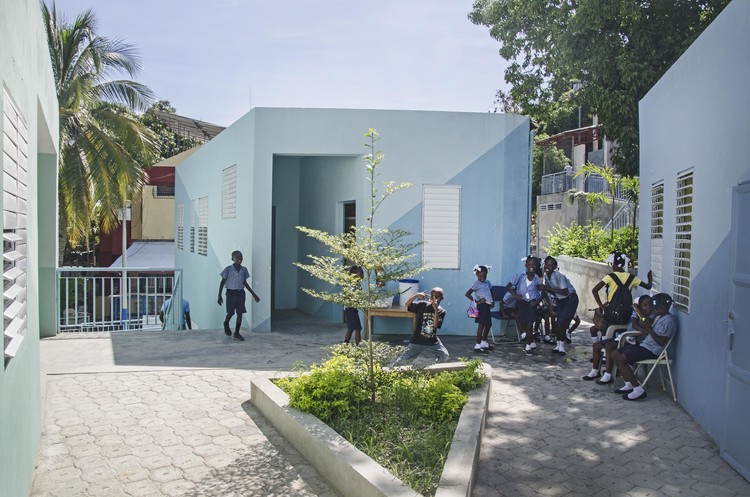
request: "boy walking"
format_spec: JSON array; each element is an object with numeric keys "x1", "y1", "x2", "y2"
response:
[
  {"x1": 218, "y1": 250, "x2": 260, "y2": 341},
  {"x1": 392, "y1": 288, "x2": 449, "y2": 366}
]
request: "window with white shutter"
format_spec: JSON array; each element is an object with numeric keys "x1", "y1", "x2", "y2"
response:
[
  {"x1": 3, "y1": 89, "x2": 28, "y2": 361},
  {"x1": 650, "y1": 182, "x2": 664, "y2": 291},
  {"x1": 673, "y1": 170, "x2": 693, "y2": 311},
  {"x1": 422, "y1": 185, "x2": 461, "y2": 269},
  {"x1": 198, "y1": 197, "x2": 208, "y2": 256},
  {"x1": 222, "y1": 165, "x2": 237, "y2": 219},
  {"x1": 190, "y1": 199, "x2": 195, "y2": 252},
  {"x1": 176, "y1": 204, "x2": 184, "y2": 250}
]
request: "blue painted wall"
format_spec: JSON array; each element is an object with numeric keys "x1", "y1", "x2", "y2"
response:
[
  {"x1": 176, "y1": 108, "x2": 531, "y2": 335},
  {"x1": 638, "y1": 0, "x2": 750, "y2": 443}
]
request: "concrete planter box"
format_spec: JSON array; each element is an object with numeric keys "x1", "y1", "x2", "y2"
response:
[{"x1": 250, "y1": 362, "x2": 491, "y2": 497}]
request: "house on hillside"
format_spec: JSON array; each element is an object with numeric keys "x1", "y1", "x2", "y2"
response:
[
  {"x1": 174, "y1": 108, "x2": 532, "y2": 335},
  {"x1": 535, "y1": 125, "x2": 633, "y2": 257},
  {"x1": 0, "y1": 0, "x2": 60, "y2": 495},
  {"x1": 638, "y1": 0, "x2": 750, "y2": 481}
]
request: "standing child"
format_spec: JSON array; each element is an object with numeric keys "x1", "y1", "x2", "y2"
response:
[
  {"x1": 503, "y1": 256, "x2": 543, "y2": 355},
  {"x1": 538, "y1": 256, "x2": 579, "y2": 356},
  {"x1": 392, "y1": 288, "x2": 449, "y2": 366},
  {"x1": 465, "y1": 265, "x2": 494, "y2": 353},
  {"x1": 343, "y1": 265, "x2": 364, "y2": 346},
  {"x1": 589, "y1": 250, "x2": 652, "y2": 344},
  {"x1": 217, "y1": 250, "x2": 260, "y2": 341}
]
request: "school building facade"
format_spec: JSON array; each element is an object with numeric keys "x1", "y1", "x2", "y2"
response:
[{"x1": 174, "y1": 108, "x2": 533, "y2": 335}]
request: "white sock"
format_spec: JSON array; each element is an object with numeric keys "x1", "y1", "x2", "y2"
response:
[
  {"x1": 600, "y1": 372, "x2": 611, "y2": 382},
  {"x1": 480, "y1": 340, "x2": 489, "y2": 348},
  {"x1": 621, "y1": 381, "x2": 633, "y2": 390},
  {"x1": 530, "y1": 342, "x2": 537, "y2": 349},
  {"x1": 628, "y1": 385, "x2": 645, "y2": 399},
  {"x1": 587, "y1": 368, "x2": 599, "y2": 378},
  {"x1": 591, "y1": 336, "x2": 600, "y2": 344},
  {"x1": 525, "y1": 344, "x2": 532, "y2": 351},
  {"x1": 474, "y1": 343, "x2": 482, "y2": 349},
  {"x1": 544, "y1": 335, "x2": 552, "y2": 341},
  {"x1": 557, "y1": 343, "x2": 565, "y2": 353}
]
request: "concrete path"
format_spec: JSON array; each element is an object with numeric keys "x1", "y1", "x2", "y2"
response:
[{"x1": 31, "y1": 311, "x2": 750, "y2": 496}]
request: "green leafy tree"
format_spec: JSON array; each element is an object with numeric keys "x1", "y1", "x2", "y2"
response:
[
  {"x1": 470, "y1": 0, "x2": 730, "y2": 175},
  {"x1": 295, "y1": 129, "x2": 425, "y2": 399},
  {"x1": 140, "y1": 101, "x2": 201, "y2": 161},
  {"x1": 42, "y1": 3, "x2": 159, "y2": 264}
]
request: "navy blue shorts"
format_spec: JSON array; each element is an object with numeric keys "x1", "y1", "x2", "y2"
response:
[
  {"x1": 619, "y1": 344, "x2": 657, "y2": 363},
  {"x1": 474, "y1": 302, "x2": 492, "y2": 325},
  {"x1": 555, "y1": 293, "x2": 579, "y2": 329},
  {"x1": 516, "y1": 300, "x2": 537, "y2": 325},
  {"x1": 345, "y1": 307, "x2": 361, "y2": 331},
  {"x1": 225, "y1": 289, "x2": 246, "y2": 315}
]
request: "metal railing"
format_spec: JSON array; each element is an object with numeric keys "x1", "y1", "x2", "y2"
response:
[
  {"x1": 541, "y1": 171, "x2": 628, "y2": 200},
  {"x1": 56, "y1": 267, "x2": 183, "y2": 333}
]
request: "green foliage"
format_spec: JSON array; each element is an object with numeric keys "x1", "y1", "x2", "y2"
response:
[
  {"x1": 280, "y1": 355, "x2": 371, "y2": 422},
  {"x1": 42, "y1": 3, "x2": 159, "y2": 261},
  {"x1": 295, "y1": 129, "x2": 426, "y2": 400},
  {"x1": 140, "y1": 101, "x2": 202, "y2": 160},
  {"x1": 275, "y1": 349, "x2": 487, "y2": 496},
  {"x1": 547, "y1": 222, "x2": 638, "y2": 264},
  {"x1": 470, "y1": 0, "x2": 730, "y2": 175},
  {"x1": 327, "y1": 342, "x2": 406, "y2": 367}
]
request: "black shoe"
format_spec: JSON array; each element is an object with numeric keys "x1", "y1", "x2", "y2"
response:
[
  {"x1": 542, "y1": 337, "x2": 554, "y2": 344},
  {"x1": 582, "y1": 373, "x2": 601, "y2": 381},
  {"x1": 474, "y1": 347, "x2": 489, "y2": 354},
  {"x1": 595, "y1": 377, "x2": 614, "y2": 385},
  {"x1": 224, "y1": 325, "x2": 232, "y2": 336},
  {"x1": 614, "y1": 386, "x2": 634, "y2": 394},
  {"x1": 233, "y1": 333, "x2": 245, "y2": 341}
]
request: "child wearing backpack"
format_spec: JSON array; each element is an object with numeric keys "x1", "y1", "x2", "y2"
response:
[{"x1": 589, "y1": 250, "x2": 653, "y2": 344}]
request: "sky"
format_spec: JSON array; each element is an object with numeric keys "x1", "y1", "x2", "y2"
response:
[{"x1": 52, "y1": 0, "x2": 510, "y2": 127}]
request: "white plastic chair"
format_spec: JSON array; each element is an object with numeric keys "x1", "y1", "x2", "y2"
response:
[{"x1": 615, "y1": 331, "x2": 677, "y2": 401}]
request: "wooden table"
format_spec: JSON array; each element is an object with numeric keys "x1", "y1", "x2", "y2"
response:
[{"x1": 366, "y1": 305, "x2": 416, "y2": 335}]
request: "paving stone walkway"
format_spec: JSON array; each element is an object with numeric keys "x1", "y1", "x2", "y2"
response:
[{"x1": 31, "y1": 311, "x2": 750, "y2": 497}]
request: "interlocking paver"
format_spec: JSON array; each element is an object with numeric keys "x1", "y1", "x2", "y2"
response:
[{"x1": 30, "y1": 314, "x2": 750, "y2": 497}]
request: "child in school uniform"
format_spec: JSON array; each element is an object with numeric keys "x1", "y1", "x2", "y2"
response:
[{"x1": 466, "y1": 265, "x2": 494, "y2": 353}]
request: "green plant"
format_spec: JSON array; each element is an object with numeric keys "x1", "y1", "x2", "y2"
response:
[
  {"x1": 281, "y1": 355, "x2": 371, "y2": 422},
  {"x1": 546, "y1": 222, "x2": 638, "y2": 265},
  {"x1": 295, "y1": 129, "x2": 426, "y2": 400},
  {"x1": 275, "y1": 347, "x2": 487, "y2": 496}
]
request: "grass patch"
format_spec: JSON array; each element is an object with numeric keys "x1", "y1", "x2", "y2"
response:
[{"x1": 274, "y1": 342, "x2": 486, "y2": 496}]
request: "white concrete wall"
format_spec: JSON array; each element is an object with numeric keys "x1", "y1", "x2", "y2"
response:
[{"x1": 638, "y1": 0, "x2": 750, "y2": 443}]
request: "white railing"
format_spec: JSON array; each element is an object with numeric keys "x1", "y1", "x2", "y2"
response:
[
  {"x1": 603, "y1": 203, "x2": 635, "y2": 231},
  {"x1": 541, "y1": 172, "x2": 628, "y2": 200},
  {"x1": 56, "y1": 267, "x2": 183, "y2": 333}
]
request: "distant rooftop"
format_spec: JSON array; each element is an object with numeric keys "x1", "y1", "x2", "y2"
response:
[{"x1": 153, "y1": 110, "x2": 225, "y2": 143}]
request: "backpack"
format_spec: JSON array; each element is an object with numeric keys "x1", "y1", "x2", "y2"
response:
[{"x1": 604, "y1": 272, "x2": 635, "y2": 325}]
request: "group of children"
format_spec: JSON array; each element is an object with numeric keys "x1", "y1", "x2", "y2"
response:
[{"x1": 218, "y1": 249, "x2": 676, "y2": 401}]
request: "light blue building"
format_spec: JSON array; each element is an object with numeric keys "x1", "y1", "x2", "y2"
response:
[
  {"x1": 175, "y1": 108, "x2": 532, "y2": 335},
  {"x1": 0, "y1": 0, "x2": 60, "y2": 495},
  {"x1": 638, "y1": 0, "x2": 750, "y2": 480}
]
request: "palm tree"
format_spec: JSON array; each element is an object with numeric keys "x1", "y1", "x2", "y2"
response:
[{"x1": 42, "y1": 3, "x2": 159, "y2": 264}]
